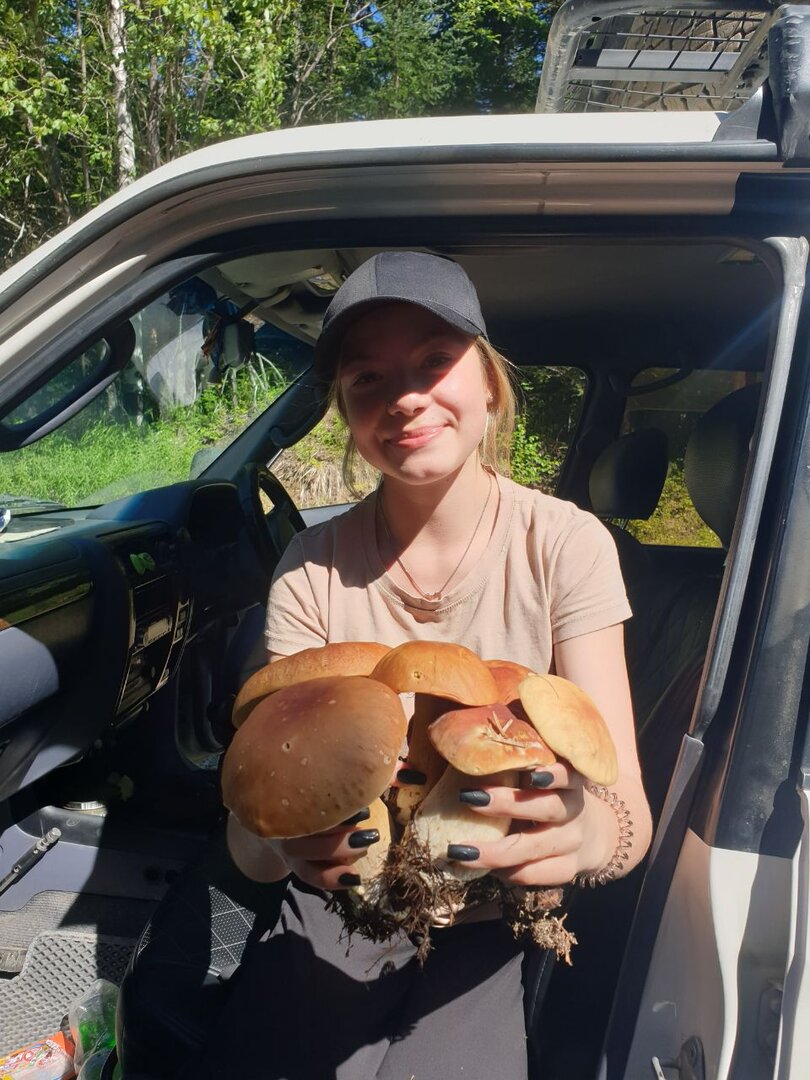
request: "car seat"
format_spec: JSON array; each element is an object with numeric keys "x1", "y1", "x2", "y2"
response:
[{"x1": 587, "y1": 426, "x2": 670, "y2": 725}]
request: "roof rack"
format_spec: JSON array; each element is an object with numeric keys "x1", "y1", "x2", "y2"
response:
[{"x1": 537, "y1": 1, "x2": 778, "y2": 114}]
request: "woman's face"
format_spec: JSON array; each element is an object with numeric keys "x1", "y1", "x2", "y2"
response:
[{"x1": 336, "y1": 303, "x2": 491, "y2": 486}]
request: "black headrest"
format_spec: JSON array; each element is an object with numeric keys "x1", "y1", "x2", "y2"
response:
[
  {"x1": 589, "y1": 428, "x2": 669, "y2": 520},
  {"x1": 684, "y1": 382, "x2": 761, "y2": 549}
]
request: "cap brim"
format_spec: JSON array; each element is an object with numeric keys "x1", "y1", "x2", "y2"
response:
[{"x1": 313, "y1": 296, "x2": 484, "y2": 377}]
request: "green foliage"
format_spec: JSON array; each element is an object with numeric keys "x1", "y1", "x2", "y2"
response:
[
  {"x1": 332, "y1": 1, "x2": 555, "y2": 120},
  {"x1": 510, "y1": 413, "x2": 561, "y2": 491},
  {"x1": 0, "y1": 418, "x2": 197, "y2": 506},
  {"x1": 0, "y1": 1, "x2": 559, "y2": 265},
  {"x1": 0, "y1": 360, "x2": 286, "y2": 506}
]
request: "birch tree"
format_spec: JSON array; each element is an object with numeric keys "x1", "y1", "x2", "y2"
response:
[{"x1": 109, "y1": 0, "x2": 136, "y2": 184}]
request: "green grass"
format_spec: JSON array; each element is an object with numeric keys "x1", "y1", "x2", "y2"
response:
[
  {"x1": 626, "y1": 462, "x2": 720, "y2": 548},
  {"x1": 0, "y1": 420, "x2": 202, "y2": 506},
  {"x1": 0, "y1": 370, "x2": 286, "y2": 507}
]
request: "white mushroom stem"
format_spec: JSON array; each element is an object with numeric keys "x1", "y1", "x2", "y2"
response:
[
  {"x1": 349, "y1": 799, "x2": 392, "y2": 901},
  {"x1": 391, "y1": 694, "x2": 449, "y2": 827},
  {"x1": 414, "y1": 765, "x2": 517, "y2": 882}
]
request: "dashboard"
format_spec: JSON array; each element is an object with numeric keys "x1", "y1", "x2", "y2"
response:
[{"x1": 0, "y1": 479, "x2": 269, "y2": 802}]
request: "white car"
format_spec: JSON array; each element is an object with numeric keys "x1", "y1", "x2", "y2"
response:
[{"x1": 1, "y1": 3, "x2": 809, "y2": 1077}]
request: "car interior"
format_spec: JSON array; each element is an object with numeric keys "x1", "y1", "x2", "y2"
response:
[{"x1": 0, "y1": 234, "x2": 784, "y2": 1075}]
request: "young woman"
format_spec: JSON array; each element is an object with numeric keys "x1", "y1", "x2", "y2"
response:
[{"x1": 222, "y1": 251, "x2": 652, "y2": 1079}]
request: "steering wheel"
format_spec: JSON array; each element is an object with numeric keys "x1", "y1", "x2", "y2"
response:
[{"x1": 239, "y1": 463, "x2": 307, "y2": 568}]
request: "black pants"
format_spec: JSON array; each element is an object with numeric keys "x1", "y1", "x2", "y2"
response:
[{"x1": 196, "y1": 880, "x2": 529, "y2": 1080}]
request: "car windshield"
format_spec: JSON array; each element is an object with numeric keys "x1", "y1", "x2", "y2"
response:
[{"x1": 0, "y1": 276, "x2": 312, "y2": 525}]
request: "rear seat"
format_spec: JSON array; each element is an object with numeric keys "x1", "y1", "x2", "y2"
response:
[{"x1": 589, "y1": 383, "x2": 761, "y2": 789}]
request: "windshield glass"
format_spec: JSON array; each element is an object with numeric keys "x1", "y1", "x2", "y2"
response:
[{"x1": 0, "y1": 275, "x2": 312, "y2": 518}]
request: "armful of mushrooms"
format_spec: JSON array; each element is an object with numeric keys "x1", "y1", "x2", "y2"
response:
[{"x1": 221, "y1": 641, "x2": 618, "y2": 964}]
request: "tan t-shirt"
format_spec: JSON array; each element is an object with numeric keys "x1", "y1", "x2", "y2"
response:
[{"x1": 265, "y1": 474, "x2": 631, "y2": 673}]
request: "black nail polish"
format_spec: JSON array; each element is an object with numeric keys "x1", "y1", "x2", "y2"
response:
[
  {"x1": 459, "y1": 789, "x2": 491, "y2": 807},
  {"x1": 341, "y1": 807, "x2": 371, "y2": 827},
  {"x1": 348, "y1": 829, "x2": 380, "y2": 849},
  {"x1": 338, "y1": 873, "x2": 362, "y2": 887},
  {"x1": 397, "y1": 768, "x2": 427, "y2": 785},
  {"x1": 530, "y1": 771, "x2": 555, "y2": 788},
  {"x1": 447, "y1": 844, "x2": 480, "y2": 862}
]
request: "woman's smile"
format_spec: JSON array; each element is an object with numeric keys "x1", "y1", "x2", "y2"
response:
[{"x1": 386, "y1": 424, "x2": 447, "y2": 449}]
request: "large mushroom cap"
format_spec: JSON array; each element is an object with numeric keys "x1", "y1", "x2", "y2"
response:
[
  {"x1": 518, "y1": 674, "x2": 618, "y2": 786},
  {"x1": 223, "y1": 675, "x2": 407, "y2": 838},
  {"x1": 371, "y1": 641, "x2": 498, "y2": 705},
  {"x1": 429, "y1": 703, "x2": 556, "y2": 775},
  {"x1": 233, "y1": 642, "x2": 391, "y2": 729},
  {"x1": 484, "y1": 660, "x2": 535, "y2": 705}
]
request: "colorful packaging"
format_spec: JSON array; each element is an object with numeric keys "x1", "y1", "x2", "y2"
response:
[
  {"x1": 0, "y1": 1032, "x2": 75, "y2": 1080},
  {"x1": 67, "y1": 979, "x2": 117, "y2": 1070}
]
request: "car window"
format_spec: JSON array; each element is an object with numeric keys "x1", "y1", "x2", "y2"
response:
[
  {"x1": 0, "y1": 277, "x2": 311, "y2": 514},
  {"x1": 621, "y1": 367, "x2": 763, "y2": 547},
  {"x1": 271, "y1": 364, "x2": 589, "y2": 509}
]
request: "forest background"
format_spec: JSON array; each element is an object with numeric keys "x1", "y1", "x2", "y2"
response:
[
  {"x1": 0, "y1": 0, "x2": 558, "y2": 267},
  {"x1": 0, "y1": 1, "x2": 708, "y2": 544}
]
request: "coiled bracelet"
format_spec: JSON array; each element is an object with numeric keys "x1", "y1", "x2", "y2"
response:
[{"x1": 574, "y1": 784, "x2": 634, "y2": 888}]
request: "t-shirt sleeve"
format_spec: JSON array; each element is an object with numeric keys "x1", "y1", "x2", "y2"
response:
[
  {"x1": 548, "y1": 513, "x2": 632, "y2": 644},
  {"x1": 264, "y1": 533, "x2": 328, "y2": 658}
]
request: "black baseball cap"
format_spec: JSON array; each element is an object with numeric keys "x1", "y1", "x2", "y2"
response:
[{"x1": 313, "y1": 251, "x2": 487, "y2": 377}]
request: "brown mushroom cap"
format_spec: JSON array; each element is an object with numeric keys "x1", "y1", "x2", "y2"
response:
[
  {"x1": 371, "y1": 641, "x2": 498, "y2": 705},
  {"x1": 223, "y1": 675, "x2": 407, "y2": 838},
  {"x1": 429, "y1": 703, "x2": 556, "y2": 775},
  {"x1": 518, "y1": 674, "x2": 618, "y2": 786},
  {"x1": 232, "y1": 642, "x2": 391, "y2": 729},
  {"x1": 484, "y1": 660, "x2": 535, "y2": 705}
]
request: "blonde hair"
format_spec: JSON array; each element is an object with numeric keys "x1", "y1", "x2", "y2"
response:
[{"x1": 331, "y1": 336, "x2": 519, "y2": 498}]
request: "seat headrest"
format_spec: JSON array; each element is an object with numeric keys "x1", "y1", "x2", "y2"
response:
[
  {"x1": 684, "y1": 382, "x2": 761, "y2": 549},
  {"x1": 589, "y1": 428, "x2": 669, "y2": 521}
]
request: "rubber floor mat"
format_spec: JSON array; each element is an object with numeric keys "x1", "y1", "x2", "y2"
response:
[
  {"x1": 0, "y1": 891, "x2": 155, "y2": 973},
  {"x1": 0, "y1": 931, "x2": 133, "y2": 1053}
]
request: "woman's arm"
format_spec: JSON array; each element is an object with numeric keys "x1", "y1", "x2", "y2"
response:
[{"x1": 553, "y1": 623, "x2": 652, "y2": 877}]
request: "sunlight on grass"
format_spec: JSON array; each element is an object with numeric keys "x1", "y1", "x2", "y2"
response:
[
  {"x1": 0, "y1": 421, "x2": 199, "y2": 506},
  {"x1": 0, "y1": 372, "x2": 286, "y2": 508},
  {"x1": 626, "y1": 463, "x2": 720, "y2": 548}
]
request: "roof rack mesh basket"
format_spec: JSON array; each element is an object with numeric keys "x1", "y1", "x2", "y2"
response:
[{"x1": 537, "y1": 1, "x2": 778, "y2": 113}]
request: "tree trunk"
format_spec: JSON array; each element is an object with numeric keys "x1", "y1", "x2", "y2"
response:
[
  {"x1": 109, "y1": 0, "x2": 136, "y2": 186},
  {"x1": 76, "y1": 1, "x2": 92, "y2": 201},
  {"x1": 145, "y1": 54, "x2": 162, "y2": 170},
  {"x1": 23, "y1": 114, "x2": 72, "y2": 227}
]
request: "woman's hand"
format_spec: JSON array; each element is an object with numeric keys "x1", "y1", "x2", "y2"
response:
[
  {"x1": 226, "y1": 808, "x2": 380, "y2": 889},
  {"x1": 444, "y1": 764, "x2": 619, "y2": 886},
  {"x1": 275, "y1": 808, "x2": 381, "y2": 891}
]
